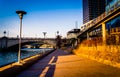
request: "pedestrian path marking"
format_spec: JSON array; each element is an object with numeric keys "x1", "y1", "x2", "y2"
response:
[{"x1": 39, "y1": 56, "x2": 55, "y2": 77}]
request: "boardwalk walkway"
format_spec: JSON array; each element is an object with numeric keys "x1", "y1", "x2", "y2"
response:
[{"x1": 16, "y1": 49, "x2": 120, "y2": 77}]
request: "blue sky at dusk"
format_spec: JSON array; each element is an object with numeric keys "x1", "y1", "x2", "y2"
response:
[{"x1": 0, "y1": 0, "x2": 83, "y2": 38}]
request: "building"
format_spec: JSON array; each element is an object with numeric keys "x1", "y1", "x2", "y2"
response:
[
  {"x1": 67, "y1": 28, "x2": 80, "y2": 47},
  {"x1": 106, "y1": 0, "x2": 119, "y2": 13},
  {"x1": 78, "y1": 0, "x2": 120, "y2": 45},
  {"x1": 67, "y1": 29, "x2": 80, "y2": 39},
  {"x1": 106, "y1": 0, "x2": 113, "y2": 5},
  {"x1": 83, "y1": 0, "x2": 105, "y2": 24}
]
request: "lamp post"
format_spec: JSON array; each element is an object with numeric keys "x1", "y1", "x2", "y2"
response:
[
  {"x1": 43, "y1": 32, "x2": 47, "y2": 41},
  {"x1": 43, "y1": 32, "x2": 47, "y2": 53},
  {"x1": 57, "y1": 31, "x2": 59, "y2": 36},
  {"x1": 3, "y1": 30, "x2": 6, "y2": 37},
  {"x1": 16, "y1": 10, "x2": 26, "y2": 63}
]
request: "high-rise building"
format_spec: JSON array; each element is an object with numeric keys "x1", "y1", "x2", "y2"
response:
[
  {"x1": 106, "y1": 0, "x2": 113, "y2": 5},
  {"x1": 83, "y1": 0, "x2": 105, "y2": 24},
  {"x1": 105, "y1": 0, "x2": 118, "y2": 13}
]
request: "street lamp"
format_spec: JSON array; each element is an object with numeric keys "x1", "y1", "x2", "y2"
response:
[
  {"x1": 16, "y1": 10, "x2": 27, "y2": 63},
  {"x1": 3, "y1": 30, "x2": 6, "y2": 37},
  {"x1": 43, "y1": 32, "x2": 47, "y2": 40},
  {"x1": 43, "y1": 32, "x2": 47, "y2": 53},
  {"x1": 57, "y1": 31, "x2": 59, "y2": 35}
]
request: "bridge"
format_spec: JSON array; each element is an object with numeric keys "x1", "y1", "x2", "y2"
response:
[{"x1": 0, "y1": 37, "x2": 56, "y2": 49}]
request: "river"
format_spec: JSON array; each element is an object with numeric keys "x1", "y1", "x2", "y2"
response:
[{"x1": 0, "y1": 48, "x2": 53, "y2": 67}]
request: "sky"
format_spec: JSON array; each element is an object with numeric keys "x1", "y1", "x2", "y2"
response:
[{"x1": 0, "y1": 0, "x2": 83, "y2": 38}]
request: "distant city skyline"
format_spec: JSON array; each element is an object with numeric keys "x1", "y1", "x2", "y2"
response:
[{"x1": 0, "y1": 0, "x2": 83, "y2": 38}]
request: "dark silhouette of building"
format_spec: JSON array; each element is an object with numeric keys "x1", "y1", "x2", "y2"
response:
[{"x1": 83, "y1": 0, "x2": 105, "y2": 24}]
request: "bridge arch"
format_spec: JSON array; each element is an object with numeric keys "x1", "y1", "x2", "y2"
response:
[{"x1": 0, "y1": 37, "x2": 56, "y2": 50}]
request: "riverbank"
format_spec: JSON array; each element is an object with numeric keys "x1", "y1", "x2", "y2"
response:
[
  {"x1": 0, "y1": 49, "x2": 55, "y2": 77},
  {"x1": 0, "y1": 48, "x2": 53, "y2": 67}
]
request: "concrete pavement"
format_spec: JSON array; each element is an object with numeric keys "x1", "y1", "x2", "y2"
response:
[{"x1": 16, "y1": 49, "x2": 120, "y2": 77}]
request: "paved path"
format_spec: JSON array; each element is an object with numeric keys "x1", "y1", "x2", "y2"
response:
[{"x1": 16, "y1": 49, "x2": 120, "y2": 77}]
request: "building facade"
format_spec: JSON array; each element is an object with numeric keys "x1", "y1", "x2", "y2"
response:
[
  {"x1": 67, "y1": 29, "x2": 80, "y2": 39},
  {"x1": 83, "y1": 0, "x2": 105, "y2": 24},
  {"x1": 79, "y1": 0, "x2": 120, "y2": 45}
]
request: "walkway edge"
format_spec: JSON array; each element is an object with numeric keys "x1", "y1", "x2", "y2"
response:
[{"x1": 0, "y1": 49, "x2": 55, "y2": 77}]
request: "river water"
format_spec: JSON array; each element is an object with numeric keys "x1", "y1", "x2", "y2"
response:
[{"x1": 0, "y1": 48, "x2": 53, "y2": 67}]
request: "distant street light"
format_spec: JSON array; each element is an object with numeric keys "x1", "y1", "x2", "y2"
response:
[
  {"x1": 57, "y1": 31, "x2": 59, "y2": 35},
  {"x1": 43, "y1": 32, "x2": 47, "y2": 51},
  {"x1": 3, "y1": 30, "x2": 6, "y2": 37},
  {"x1": 16, "y1": 10, "x2": 26, "y2": 63},
  {"x1": 43, "y1": 32, "x2": 47, "y2": 40}
]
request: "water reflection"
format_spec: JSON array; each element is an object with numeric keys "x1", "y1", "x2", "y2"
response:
[{"x1": 0, "y1": 48, "x2": 53, "y2": 67}]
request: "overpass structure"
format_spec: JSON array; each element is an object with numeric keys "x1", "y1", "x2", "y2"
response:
[
  {"x1": 77, "y1": 1, "x2": 120, "y2": 45},
  {"x1": 0, "y1": 37, "x2": 56, "y2": 49}
]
